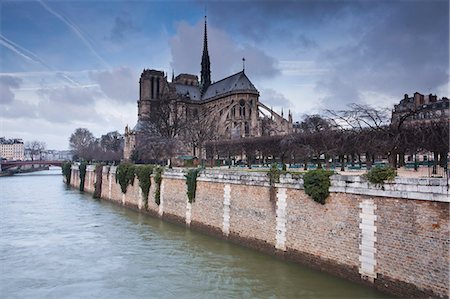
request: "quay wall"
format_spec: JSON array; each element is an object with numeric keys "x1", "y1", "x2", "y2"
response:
[{"x1": 69, "y1": 166, "x2": 449, "y2": 298}]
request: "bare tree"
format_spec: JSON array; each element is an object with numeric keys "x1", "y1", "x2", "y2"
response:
[
  {"x1": 133, "y1": 98, "x2": 186, "y2": 164},
  {"x1": 25, "y1": 140, "x2": 46, "y2": 161},
  {"x1": 69, "y1": 128, "x2": 96, "y2": 160},
  {"x1": 182, "y1": 106, "x2": 219, "y2": 159}
]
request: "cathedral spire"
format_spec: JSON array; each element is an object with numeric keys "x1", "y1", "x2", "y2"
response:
[{"x1": 200, "y1": 15, "x2": 211, "y2": 94}]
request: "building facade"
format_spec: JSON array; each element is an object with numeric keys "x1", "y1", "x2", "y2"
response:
[
  {"x1": 0, "y1": 137, "x2": 24, "y2": 161},
  {"x1": 124, "y1": 17, "x2": 292, "y2": 160},
  {"x1": 391, "y1": 92, "x2": 449, "y2": 125}
]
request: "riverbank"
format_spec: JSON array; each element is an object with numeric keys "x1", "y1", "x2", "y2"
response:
[
  {"x1": 68, "y1": 165, "x2": 449, "y2": 298},
  {"x1": 2, "y1": 169, "x2": 392, "y2": 298}
]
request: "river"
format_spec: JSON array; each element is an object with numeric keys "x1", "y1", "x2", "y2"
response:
[{"x1": 0, "y1": 168, "x2": 391, "y2": 298}]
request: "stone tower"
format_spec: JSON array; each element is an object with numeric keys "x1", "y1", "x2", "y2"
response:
[{"x1": 138, "y1": 69, "x2": 165, "y2": 120}]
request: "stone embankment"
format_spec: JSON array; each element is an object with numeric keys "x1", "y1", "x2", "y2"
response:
[{"x1": 69, "y1": 165, "x2": 449, "y2": 298}]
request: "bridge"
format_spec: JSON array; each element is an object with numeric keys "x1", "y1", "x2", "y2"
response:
[{"x1": 0, "y1": 160, "x2": 64, "y2": 170}]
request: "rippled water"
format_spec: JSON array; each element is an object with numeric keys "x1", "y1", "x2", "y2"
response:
[{"x1": 0, "y1": 169, "x2": 391, "y2": 298}]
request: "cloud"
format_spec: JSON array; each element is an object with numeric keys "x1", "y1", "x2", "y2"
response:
[
  {"x1": 260, "y1": 88, "x2": 293, "y2": 108},
  {"x1": 207, "y1": 1, "x2": 367, "y2": 44},
  {"x1": 110, "y1": 12, "x2": 137, "y2": 42},
  {"x1": 315, "y1": 1, "x2": 449, "y2": 109},
  {"x1": 0, "y1": 98, "x2": 38, "y2": 119},
  {"x1": 169, "y1": 21, "x2": 279, "y2": 80},
  {"x1": 0, "y1": 76, "x2": 22, "y2": 104},
  {"x1": 8, "y1": 85, "x2": 100, "y2": 123},
  {"x1": 90, "y1": 67, "x2": 138, "y2": 103},
  {"x1": 37, "y1": 99, "x2": 103, "y2": 124},
  {"x1": 40, "y1": 86, "x2": 99, "y2": 105}
]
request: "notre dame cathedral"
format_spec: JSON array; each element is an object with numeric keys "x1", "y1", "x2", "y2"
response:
[{"x1": 124, "y1": 17, "x2": 293, "y2": 161}]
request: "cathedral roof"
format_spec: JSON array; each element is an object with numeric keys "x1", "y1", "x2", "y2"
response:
[
  {"x1": 202, "y1": 71, "x2": 258, "y2": 100},
  {"x1": 174, "y1": 83, "x2": 201, "y2": 100},
  {"x1": 172, "y1": 71, "x2": 258, "y2": 102}
]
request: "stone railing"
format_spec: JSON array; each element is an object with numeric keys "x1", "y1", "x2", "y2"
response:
[{"x1": 162, "y1": 168, "x2": 449, "y2": 202}]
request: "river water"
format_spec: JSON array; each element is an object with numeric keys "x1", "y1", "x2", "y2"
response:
[{"x1": 0, "y1": 168, "x2": 391, "y2": 298}]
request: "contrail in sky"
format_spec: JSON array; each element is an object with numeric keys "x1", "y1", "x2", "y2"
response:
[
  {"x1": 0, "y1": 34, "x2": 81, "y2": 86},
  {"x1": 37, "y1": 0, "x2": 111, "y2": 69}
]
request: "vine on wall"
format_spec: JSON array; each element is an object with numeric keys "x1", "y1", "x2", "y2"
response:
[
  {"x1": 267, "y1": 163, "x2": 281, "y2": 201},
  {"x1": 185, "y1": 168, "x2": 201, "y2": 203},
  {"x1": 61, "y1": 161, "x2": 72, "y2": 185},
  {"x1": 93, "y1": 164, "x2": 104, "y2": 199},
  {"x1": 135, "y1": 165, "x2": 154, "y2": 209},
  {"x1": 153, "y1": 166, "x2": 163, "y2": 205},
  {"x1": 79, "y1": 162, "x2": 87, "y2": 191},
  {"x1": 303, "y1": 169, "x2": 334, "y2": 204},
  {"x1": 116, "y1": 163, "x2": 136, "y2": 194}
]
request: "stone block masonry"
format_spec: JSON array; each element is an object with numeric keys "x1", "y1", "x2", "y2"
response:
[{"x1": 69, "y1": 166, "x2": 449, "y2": 298}]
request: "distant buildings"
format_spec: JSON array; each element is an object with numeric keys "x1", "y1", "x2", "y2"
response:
[
  {"x1": 41, "y1": 150, "x2": 73, "y2": 161},
  {"x1": 391, "y1": 92, "x2": 449, "y2": 125},
  {"x1": 0, "y1": 137, "x2": 24, "y2": 161}
]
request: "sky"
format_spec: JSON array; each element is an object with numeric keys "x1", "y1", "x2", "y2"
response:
[{"x1": 0, "y1": 0, "x2": 448, "y2": 150}]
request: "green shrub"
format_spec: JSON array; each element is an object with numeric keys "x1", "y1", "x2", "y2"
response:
[
  {"x1": 365, "y1": 166, "x2": 396, "y2": 187},
  {"x1": 185, "y1": 168, "x2": 201, "y2": 203},
  {"x1": 116, "y1": 163, "x2": 136, "y2": 194},
  {"x1": 135, "y1": 165, "x2": 154, "y2": 208},
  {"x1": 61, "y1": 161, "x2": 72, "y2": 185},
  {"x1": 303, "y1": 169, "x2": 334, "y2": 204},
  {"x1": 79, "y1": 162, "x2": 87, "y2": 191},
  {"x1": 153, "y1": 166, "x2": 163, "y2": 205},
  {"x1": 267, "y1": 163, "x2": 281, "y2": 185}
]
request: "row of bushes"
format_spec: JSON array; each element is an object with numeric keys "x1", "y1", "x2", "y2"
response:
[
  {"x1": 267, "y1": 164, "x2": 396, "y2": 205},
  {"x1": 64, "y1": 163, "x2": 396, "y2": 206},
  {"x1": 116, "y1": 163, "x2": 164, "y2": 207}
]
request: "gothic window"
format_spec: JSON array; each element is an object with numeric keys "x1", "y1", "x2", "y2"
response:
[
  {"x1": 239, "y1": 99, "x2": 245, "y2": 117},
  {"x1": 244, "y1": 122, "x2": 250, "y2": 136},
  {"x1": 151, "y1": 77, "x2": 154, "y2": 99},
  {"x1": 156, "y1": 77, "x2": 160, "y2": 97}
]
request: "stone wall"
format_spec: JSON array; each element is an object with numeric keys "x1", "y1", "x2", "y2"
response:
[{"x1": 69, "y1": 166, "x2": 449, "y2": 298}]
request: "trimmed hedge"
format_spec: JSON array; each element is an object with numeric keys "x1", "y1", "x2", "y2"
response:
[{"x1": 365, "y1": 166, "x2": 396, "y2": 186}]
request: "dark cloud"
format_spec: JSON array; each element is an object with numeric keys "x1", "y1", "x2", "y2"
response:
[
  {"x1": 170, "y1": 21, "x2": 279, "y2": 80},
  {"x1": 260, "y1": 88, "x2": 293, "y2": 108},
  {"x1": 0, "y1": 75, "x2": 22, "y2": 104},
  {"x1": 207, "y1": 1, "x2": 369, "y2": 44},
  {"x1": 90, "y1": 67, "x2": 138, "y2": 103},
  {"x1": 109, "y1": 12, "x2": 137, "y2": 42},
  {"x1": 315, "y1": 1, "x2": 449, "y2": 107}
]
